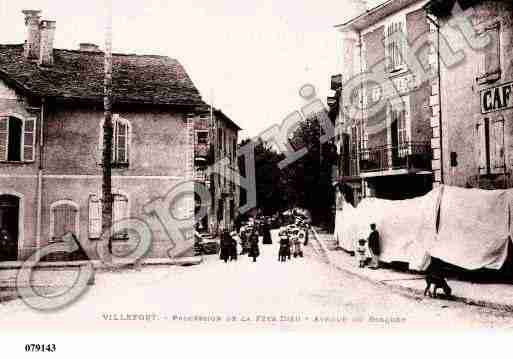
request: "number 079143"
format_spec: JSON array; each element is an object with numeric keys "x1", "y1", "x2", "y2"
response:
[{"x1": 24, "y1": 344, "x2": 56, "y2": 352}]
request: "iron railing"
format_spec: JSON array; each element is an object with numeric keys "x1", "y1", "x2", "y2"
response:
[{"x1": 345, "y1": 141, "x2": 432, "y2": 175}]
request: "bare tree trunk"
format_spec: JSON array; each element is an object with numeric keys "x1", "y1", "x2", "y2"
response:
[{"x1": 102, "y1": 1, "x2": 113, "y2": 253}]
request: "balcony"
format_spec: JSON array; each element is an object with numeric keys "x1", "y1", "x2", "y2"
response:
[
  {"x1": 359, "y1": 142, "x2": 432, "y2": 173},
  {"x1": 343, "y1": 142, "x2": 432, "y2": 177}
]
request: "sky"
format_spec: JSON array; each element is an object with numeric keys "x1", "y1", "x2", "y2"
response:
[{"x1": 0, "y1": 0, "x2": 385, "y2": 139}]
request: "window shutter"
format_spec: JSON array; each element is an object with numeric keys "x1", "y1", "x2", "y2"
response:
[
  {"x1": 0, "y1": 117, "x2": 8, "y2": 161},
  {"x1": 385, "y1": 25, "x2": 391, "y2": 72},
  {"x1": 23, "y1": 117, "x2": 36, "y2": 161},
  {"x1": 88, "y1": 195, "x2": 102, "y2": 239},
  {"x1": 476, "y1": 119, "x2": 488, "y2": 175},
  {"x1": 491, "y1": 117, "x2": 505, "y2": 174},
  {"x1": 53, "y1": 204, "x2": 78, "y2": 241},
  {"x1": 115, "y1": 121, "x2": 128, "y2": 163},
  {"x1": 113, "y1": 194, "x2": 128, "y2": 238},
  {"x1": 484, "y1": 25, "x2": 500, "y2": 77}
]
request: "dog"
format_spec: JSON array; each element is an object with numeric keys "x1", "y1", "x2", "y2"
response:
[{"x1": 424, "y1": 273, "x2": 452, "y2": 298}]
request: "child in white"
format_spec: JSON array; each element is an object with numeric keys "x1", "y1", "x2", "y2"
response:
[{"x1": 356, "y1": 238, "x2": 368, "y2": 268}]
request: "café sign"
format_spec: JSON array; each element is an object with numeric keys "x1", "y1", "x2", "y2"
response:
[{"x1": 480, "y1": 81, "x2": 513, "y2": 114}]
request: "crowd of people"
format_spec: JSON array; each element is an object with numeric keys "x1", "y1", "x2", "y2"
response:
[
  {"x1": 217, "y1": 215, "x2": 310, "y2": 264},
  {"x1": 277, "y1": 218, "x2": 309, "y2": 262},
  {"x1": 219, "y1": 222, "x2": 266, "y2": 263}
]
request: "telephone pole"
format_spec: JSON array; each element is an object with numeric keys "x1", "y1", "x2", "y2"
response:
[{"x1": 102, "y1": 0, "x2": 113, "y2": 250}]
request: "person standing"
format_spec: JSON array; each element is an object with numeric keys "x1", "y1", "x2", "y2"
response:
[
  {"x1": 262, "y1": 219, "x2": 272, "y2": 245},
  {"x1": 0, "y1": 228, "x2": 12, "y2": 261},
  {"x1": 219, "y1": 230, "x2": 231, "y2": 263},
  {"x1": 229, "y1": 231, "x2": 238, "y2": 261},
  {"x1": 368, "y1": 223, "x2": 381, "y2": 269},
  {"x1": 248, "y1": 229, "x2": 260, "y2": 263}
]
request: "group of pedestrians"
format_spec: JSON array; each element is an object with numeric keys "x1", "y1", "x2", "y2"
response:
[
  {"x1": 219, "y1": 226, "x2": 261, "y2": 263},
  {"x1": 278, "y1": 220, "x2": 308, "y2": 262}
]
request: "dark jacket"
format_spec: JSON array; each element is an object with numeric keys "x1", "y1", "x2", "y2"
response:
[
  {"x1": 368, "y1": 230, "x2": 381, "y2": 255},
  {"x1": 249, "y1": 233, "x2": 260, "y2": 258}
]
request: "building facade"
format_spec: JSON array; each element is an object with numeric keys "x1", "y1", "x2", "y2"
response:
[
  {"x1": 193, "y1": 109, "x2": 241, "y2": 235},
  {"x1": 334, "y1": 0, "x2": 437, "y2": 204},
  {"x1": 425, "y1": 0, "x2": 513, "y2": 190},
  {"x1": 0, "y1": 10, "x2": 207, "y2": 261}
]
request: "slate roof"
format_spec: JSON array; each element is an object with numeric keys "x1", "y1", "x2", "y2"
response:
[{"x1": 0, "y1": 44, "x2": 205, "y2": 107}]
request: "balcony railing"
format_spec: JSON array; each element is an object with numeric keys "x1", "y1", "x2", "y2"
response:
[{"x1": 344, "y1": 141, "x2": 432, "y2": 176}]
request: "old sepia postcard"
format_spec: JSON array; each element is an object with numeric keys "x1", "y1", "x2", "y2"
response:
[{"x1": 1, "y1": 0, "x2": 512, "y2": 356}]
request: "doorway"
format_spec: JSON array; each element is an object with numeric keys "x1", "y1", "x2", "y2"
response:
[{"x1": 0, "y1": 194, "x2": 20, "y2": 261}]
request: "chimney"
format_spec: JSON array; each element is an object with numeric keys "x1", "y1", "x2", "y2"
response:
[
  {"x1": 353, "y1": 0, "x2": 368, "y2": 15},
  {"x1": 79, "y1": 43, "x2": 100, "y2": 52},
  {"x1": 39, "y1": 20, "x2": 56, "y2": 67},
  {"x1": 22, "y1": 10, "x2": 42, "y2": 60}
]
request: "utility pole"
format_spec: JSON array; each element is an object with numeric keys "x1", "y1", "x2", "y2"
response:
[{"x1": 102, "y1": 0, "x2": 113, "y2": 252}]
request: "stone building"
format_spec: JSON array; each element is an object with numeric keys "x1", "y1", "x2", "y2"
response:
[
  {"x1": 0, "y1": 10, "x2": 207, "y2": 261},
  {"x1": 334, "y1": 0, "x2": 437, "y2": 203},
  {"x1": 425, "y1": 0, "x2": 513, "y2": 189},
  {"x1": 194, "y1": 109, "x2": 240, "y2": 235}
]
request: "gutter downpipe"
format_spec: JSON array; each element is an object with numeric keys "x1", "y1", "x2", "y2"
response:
[
  {"x1": 36, "y1": 98, "x2": 45, "y2": 256},
  {"x1": 426, "y1": 14, "x2": 444, "y2": 185},
  {"x1": 358, "y1": 30, "x2": 365, "y2": 197}
]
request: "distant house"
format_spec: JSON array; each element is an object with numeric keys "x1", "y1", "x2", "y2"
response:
[
  {"x1": 193, "y1": 108, "x2": 241, "y2": 234},
  {"x1": 0, "y1": 10, "x2": 209, "y2": 261}
]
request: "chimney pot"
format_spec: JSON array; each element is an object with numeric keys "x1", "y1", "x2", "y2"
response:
[
  {"x1": 22, "y1": 9, "x2": 42, "y2": 60},
  {"x1": 79, "y1": 43, "x2": 100, "y2": 52},
  {"x1": 39, "y1": 20, "x2": 56, "y2": 67}
]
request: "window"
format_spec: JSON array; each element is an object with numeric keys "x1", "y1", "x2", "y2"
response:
[
  {"x1": 391, "y1": 107, "x2": 408, "y2": 157},
  {"x1": 0, "y1": 116, "x2": 36, "y2": 162},
  {"x1": 217, "y1": 128, "x2": 223, "y2": 155},
  {"x1": 88, "y1": 191, "x2": 129, "y2": 240},
  {"x1": 385, "y1": 20, "x2": 406, "y2": 72},
  {"x1": 477, "y1": 23, "x2": 501, "y2": 83},
  {"x1": 114, "y1": 118, "x2": 129, "y2": 164},
  {"x1": 99, "y1": 115, "x2": 130, "y2": 165},
  {"x1": 217, "y1": 199, "x2": 224, "y2": 221},
  {"x1": 113, "y1": 193, "x2": 129, "y2": 239},
  {"x1": 88, "y1": 195, "x2": 102, "y2": 239},
  {"x1": 351, "y1": 121, "x2": 368, "y2": 160},
  {"x1": 51, "y1": 201, "x2": 79, "y2": 242},
  {"x1": 196, "y1": 130, "x2": 208, "y2": 145},
  {"x1": 477, "y1": 117, "x2": 505, "y2": 175}
]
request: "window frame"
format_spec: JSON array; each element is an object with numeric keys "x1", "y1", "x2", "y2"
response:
[
  {"x1": 384, "y1": 17, "x2": 407, "y2": 73},
  {"x1": 476, "y1": 21, "x2": 501, "y2": 84},
  {"x1": 477, "y1": 115, "x2": 506, "y2": 176},
  {"x1": 50, "y1": 200, "x2": 80, "y2": 243},
  {"x1": 88, "y1": 190, "x2": 130, "y2": 241},
  {"x1": 98, "y1": 114, "x2": 131, "y2": 167},
  {"x1": 195, "y1": 130, "x2": 209, "y2": 146},
  {"x1": 0, "y1": 114, "x2": 37, "y2": 163}
]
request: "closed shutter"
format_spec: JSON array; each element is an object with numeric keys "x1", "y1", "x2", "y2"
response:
[
  {"x1": 23, "y1": 117, "x2": 36, "y2": 161},
  {"x1": 397, "y1": 110, "x2": 402, "y2": 157},
  {"x1": 476, "y1": 119, "x2": 488, "y2": 175},
  {"x1": 53, "y1": 204, "x2": 77, "y2": 241},
  {"x1": 0, "y1": 117, "x2": 8, "y2": 161},
  {"x1": 386, "y1": 22, "x2": 405, "y2": 71},
  {"x1": 88, "y1": 195, "x2": 102, "y2": 239},
  {"x1": 115, "y1": 120, "x2": 129, "y2": 163},
  {"x1": 484, "y1": 24, "x2": 500, "y2": 77},
  {"x1": 113, "y1": 194, "x2": 128, "y2": 238},
  {"x1": 491, "y1": 117, "x2": 505, "y2": 174}
]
